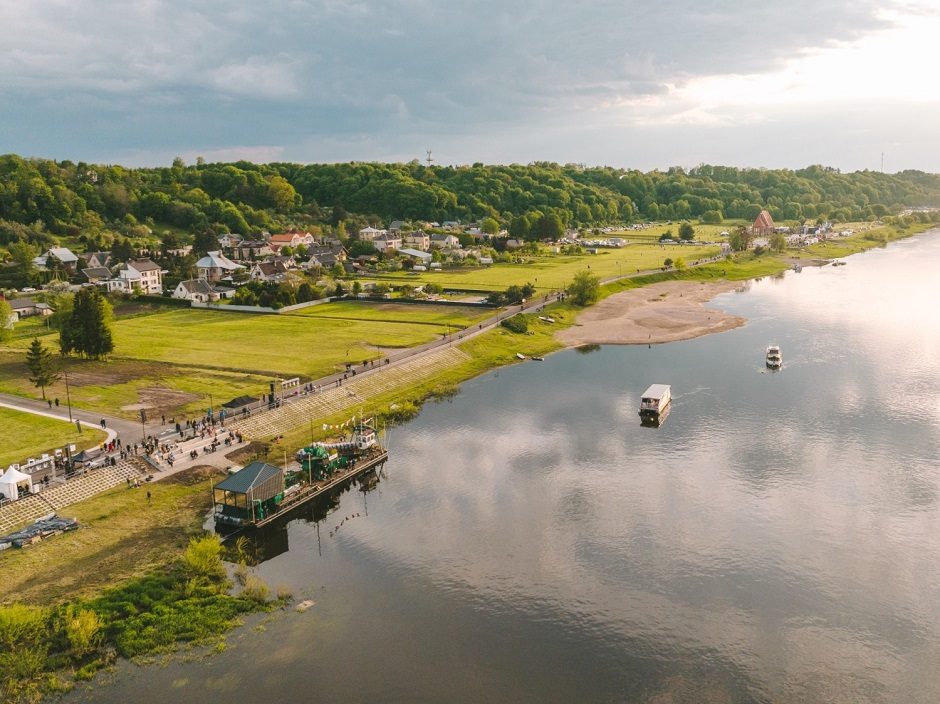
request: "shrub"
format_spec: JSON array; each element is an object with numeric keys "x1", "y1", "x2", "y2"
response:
[
  {"x1": 64, "y1": 608, "x2": 102, "y2": 658},
  {"x1": 501, "y1": 315, "x2": 528, "y2": 333},
  {"x1": 0, "y1": 604, "x2": 49, "y2": 651},
  {"x1": 183, "y1": 534, "x2": 225, "y2": 581},
  {"x1": 242, "y1": 576, "x2": 270, "y2": 603}
]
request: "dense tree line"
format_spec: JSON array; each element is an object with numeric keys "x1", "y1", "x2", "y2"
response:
[{"x1": 2, "y1": 154, "x2": 940, "y2": 254}]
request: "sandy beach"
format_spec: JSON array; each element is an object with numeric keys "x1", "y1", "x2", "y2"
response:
[{"x1": 556, "y1": 280, "x2": 746, "y2": 346}]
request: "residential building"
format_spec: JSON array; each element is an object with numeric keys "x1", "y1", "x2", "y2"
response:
[
  {"x1": 81, "y1": 267, "x2": 112, "y2": 284},
  {"x1": 358, "y1": 226, "x2": 386, "y2": 242},
  {"x1": 218, "y1": 233, "x2": 243, "y2": 249},
  {"x1": 172, "y1": 279, "x2": 231, "y2": 303},
  {"x1": 268, "y1": 230, "x2": 315, "y2": 249},
  {"x1": 196, "y1": 251, "x2": 244, "y2": 282},
  {"x1": 373, "y1": 235, "x2": 402, "y2": 253},
  {"x1": 233, "y1": 241, "x2": 274, "y2": 261},
  {"x1": 84, "y1": 251, "x2": 113, "y2": 269},
  {"x1": 123, "y1": 259, "x2": 165, "y2": 294},
  {"x1": 403, "y1": 231, "x2": 431, "y2": 250},
  {"x1": 8, "y1": 299, "x2": 53, "y2": 320},
  {"x1": 249, "y1": 260, "x2": 290, "y2": 283},
  {"x1": 430, "y1": 233, "x2": 460, "y2": 249},
  {"x1": 389, "y1": 220, "x2": 406, "y2": 234},
  {"x1": 33, "y1": 247, "x2": 79, "y2": 273}
]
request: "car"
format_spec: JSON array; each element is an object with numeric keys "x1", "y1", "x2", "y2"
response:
[{"x1": 21, "y1": 287, "x2": 36, "y2": 292}]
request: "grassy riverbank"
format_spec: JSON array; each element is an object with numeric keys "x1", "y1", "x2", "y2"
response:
[{"x1": 0, "y1": 467, "x2": 281, "y2": 703}]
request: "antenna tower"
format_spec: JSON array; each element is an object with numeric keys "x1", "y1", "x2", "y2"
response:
[{"x1": 426, "y1": 149, "x2": 433, "y2": 168}]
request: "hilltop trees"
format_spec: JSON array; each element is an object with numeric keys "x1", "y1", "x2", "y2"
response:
[
  {"x1": 60, "y1": 287, "x2": 113, "y2": 359},
  {"x1": 25, "y1": 337, "x2": 60, "y2": 399}
]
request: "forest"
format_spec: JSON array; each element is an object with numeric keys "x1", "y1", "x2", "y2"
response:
[{"x1": 2, "y1": 153, "x2": 940, "y2": 251}]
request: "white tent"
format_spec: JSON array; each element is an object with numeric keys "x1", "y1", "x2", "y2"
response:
[{"x1": 0, "y1": 467, "x2": 33, "y2": 501}]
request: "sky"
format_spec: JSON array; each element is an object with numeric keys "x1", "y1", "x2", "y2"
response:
[{"x1": 1, "y1": 0, "x2": 938, "y2": 172}]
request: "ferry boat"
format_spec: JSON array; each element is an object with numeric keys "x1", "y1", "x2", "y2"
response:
[
  {"x1": 638, "y1": 384, "x2": 671, "y2": 423},
  {"x1": 213, "y1": 419, "x2": 387, "y2": 529},
  {"x1": 766, "y1": 345, "x2": 782, "y2": 369}
]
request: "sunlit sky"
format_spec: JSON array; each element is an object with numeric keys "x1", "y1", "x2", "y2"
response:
[{"x1": 1, "y1": 0, "x2": 938, "y2": 171}]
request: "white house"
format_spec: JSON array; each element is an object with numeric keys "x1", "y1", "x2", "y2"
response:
[
  {"x1": 104, "y1": 259, "x2": 165, "y2": 294},
  {"x1": 196, "y1": 251, "x2": 243, "y2": 282},
  {"x1": 373, "y1": 236, "x2": 402, "y2": 253},
  {"x1": 358, "y1": 226, "x2": 387, "y2": 242},
  {"x1": 172, "y1": 279, "x2": 230, "y2": 303},
  {"x1": 430, "y1": 233, "x2": 460, "y2": 249},
  {"x1": 218, "y1": 233, "x2": 243, "y2": 249}
]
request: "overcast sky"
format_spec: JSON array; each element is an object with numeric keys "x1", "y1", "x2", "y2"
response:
[{"x1": 1, "y1": 0, "x2": 938, "y2": 172}]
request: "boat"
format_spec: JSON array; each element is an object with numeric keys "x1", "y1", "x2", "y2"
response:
[
  {"x1": 832, "y1": 260, "x2": 847, "y2": 267},
  {"x1": 213, "y1": 418, "x2": 387, "y2": 529},
  {"x1": 532, "y1": 356, "x2": 544, "y2": 361},
  {"x1": 638, "y1": 384, "x2": 671, "y2": 424},
  {"x1": 766, "y1": 345, "x2": 782, "y2": 369},
  {"x1": 516, "y1": 353, "x2": 526, "y2": 360}
]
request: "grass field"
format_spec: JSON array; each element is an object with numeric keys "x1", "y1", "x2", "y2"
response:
[
  {"x1": 0, "y1": 466, "x2": 219, "y2": 605},
  {"x1": 0, "y1": 407, "x2": 106, "y2": 468},
  {"x1": 372, "y1": 242, "x2": 721, "y2": 291},
  {"x1": 294, "y1": 301, "x2": 491, "y2": 327}
]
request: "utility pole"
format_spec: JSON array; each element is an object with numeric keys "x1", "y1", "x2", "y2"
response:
[{"x1": 426, "y1": 149, "x2": 433, "y2": 168}]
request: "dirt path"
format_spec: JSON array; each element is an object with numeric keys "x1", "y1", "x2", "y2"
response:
[{"x1": 556, "y1": 280, "x2": 746, "y2": 346}]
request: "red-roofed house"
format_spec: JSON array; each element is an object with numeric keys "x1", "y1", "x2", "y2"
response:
[{"x1": 269, "y1": 230, "x2": 316, "y2": 249}]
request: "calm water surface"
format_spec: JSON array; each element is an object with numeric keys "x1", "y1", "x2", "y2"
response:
[{"x1": 71, "y1": 233, "x2": 940, "y2": 703}]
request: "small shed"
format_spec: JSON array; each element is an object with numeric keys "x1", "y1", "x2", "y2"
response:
[
  {"x1": 213, "y1": 461, "x2": 284, "y2": 524},
  {"x1": 0, "y1": 467, "x2": 33, "y2": 501}
]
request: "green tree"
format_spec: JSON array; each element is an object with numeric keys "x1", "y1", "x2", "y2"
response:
[
  {"x1": 25, "y1": 337, "x2": 60, "y2": 399},
  {"x1": 678, "y1": 222, "x2": 695, "y2": 240},
  {"x1": 508, "y1": 215, "x2": 529, "y2": 239},
  {"x1": 769, "y1": 232, "x2": 787, "y2": 252},
  {"x1": 673, "y1": 257, "x2": 686, "y2": 270},
  {"x1": 535, "y1": 213, "x2": 565, "y2": 240},
  {"x1": 567, "y1": 270, "x2": 600, "y2": 306},
  {"x1": 8, "y1": 241, "x2": 38, "y2": 288},
  {"x1": 480, "y1": 217, "x2": 499, "y2": 235},
  {"x1": 60, "y1": 287, "x2": 113, "y2": 359},
  {"x1": 729, "y1": 225, "x2": 752, "y2": 252},
  {"x1": 0, "y1": 299, "x2": 12, "y2": 343}
]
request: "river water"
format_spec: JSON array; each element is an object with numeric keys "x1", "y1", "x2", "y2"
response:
[{"x1": 70, "y1": 232, "x2": 940, "y2": 703}]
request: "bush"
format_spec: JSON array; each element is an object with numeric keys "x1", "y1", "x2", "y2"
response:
[
  {"x1": 183, "y1": 534, "x2": 225, "y2": 581},
  {"x1": 64, "y1": 608, "x2": 102, "y2": 658},
  {"x1": 501, "y1": 315, "x2": 529, "y2": 333},
  {"x1": 0, "y1": 604, "x2": 49, "y2": 651},
  {"x1": 241, "y1": 575, "x2": 270, "y2": 603}
]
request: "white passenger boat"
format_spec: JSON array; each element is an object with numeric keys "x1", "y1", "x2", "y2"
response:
[
  {"x1": 766, "y1": 345, "x2": 782, "y2": 369},
  {"x1": 638, "y1": 384, "x2": 671, "y2": 423}
]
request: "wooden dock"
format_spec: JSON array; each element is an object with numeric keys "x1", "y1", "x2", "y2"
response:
[{"x1": 252, "y1": 449, "x2": 388, "y2": 529}]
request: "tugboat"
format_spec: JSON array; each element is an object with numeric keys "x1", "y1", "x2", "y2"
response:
[
  {"x1": 766, "y1": 345, "x2": 782, "y2": 369},
  {"x1": 638, "y1": 384, "x2": 671, "y2": 425}
]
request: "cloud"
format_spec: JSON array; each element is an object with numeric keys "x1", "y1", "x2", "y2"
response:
[{"x1": 0, "y1": 0, "x2": 933, "y2": 168}]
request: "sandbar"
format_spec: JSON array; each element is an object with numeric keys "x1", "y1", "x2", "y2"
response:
[{"x1": 556, "y1": 280, "x2": 746, "y2": 346}]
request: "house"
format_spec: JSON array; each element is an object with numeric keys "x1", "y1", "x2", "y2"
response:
[
  {"x1": 389, "y1": 220, "x2": 406, "y2": 234},
  {"x1": 372, "y1": 235, "x2": 402, "y2": 253},
  {"x1": 307, "y1": 242, "x2": 348, "y2": 263},
  {"x1": 751, "y1": 210, "x2": 776, "y2": 236},
  {"x1": 218, "y1": 233, "x2": 243, "y2": 249},
  {"x1": 268, "y1": 230, "x2": 315, "y2": 250},
  {"x1": 358, "y1": 226, "x2": 387, "y2": 242},
  {"x1": 81, "y1": 267, "x2": 112, "y2": 284},
  {"x1": 233, "y1": 240, "x2": 274, "y2": 261},
  {"x1": 249, "y1": 260, "x2": 290, "y2": 283},
  {"x1": 430, "y1": 233, "x2": 460, "y2": 249},
  {"x1": 8, "y1": 299, "x2": 53, "y2": 320},
  {"x1": 403, "y1": 231, "x2": 431, "y2": 251},
  {"x1": 196, "y1": 251, "x2": 244, "y2": 282},
  {"x1": 125, "y1": 259, "x2": 165, "y2": 294},
  {"x1": 172, "y1": 279, "x2": 230, "y2": 303},
  {"x1": 84, "y1": 251, "x2": 113, "y2": 269},
  {"x1": 441, "y1": 221, "x2": 460, "y2": 230},
  {"x1": 398, "y1": 248, "x2": 433, "y2": 264},
  {"x1": 34, "y1": 247, "x2": 80, "y2": 273}
]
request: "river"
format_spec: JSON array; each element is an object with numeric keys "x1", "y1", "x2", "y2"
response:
[{"x1": 69, "y1": 232, "x2": 940, "y2": 703}]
